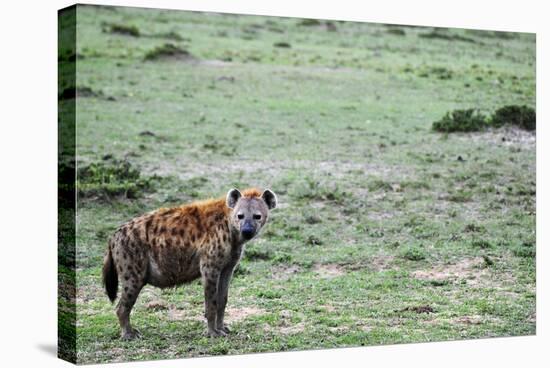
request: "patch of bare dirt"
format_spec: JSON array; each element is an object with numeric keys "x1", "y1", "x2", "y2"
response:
[
  {"x1": 314, "y1": 263, "x2": 345, "y2": 278},
  {"x1": 455, "y1": 315, "x2": 483, "y2": 325},
  {"x1": 225, "y1": 306, "x2": 265, "y2": 322},
  {"x1": 145, "y1": 301, "x2": 169, "y2": 310},
  {"x1": 342, "y1": 255, "x2": 397, "y2": 272},
  {"x1": 167, "y1": 306, "x2": 201, "y2": 322},
  {"x1": 200, "y1": 59, "x2": 233, "y2": 67},
  {"x1": 411, "y1": 257, "x2": 489, "y2": 286},
  {"x1": 271, "y1": 264, "x2": 301, "y2": 280},
  {"x1": 279, "y1": 322, "x2": 306, "y2": 335},
  {"x1": 142, "y1": 159, "x2": 413, "y2": 190},
  {"x1": 370, "y1": 254, "x2": 397, "y2": 271},
  {"x1": 457, "y1": 127, "x2": 535, "y2": 150}
]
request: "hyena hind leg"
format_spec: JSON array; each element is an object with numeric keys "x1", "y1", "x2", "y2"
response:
[
  {"x1": 115, "y1": 262, "x2": 147, "y2": 340},
  {"x1": 116, "y1": 285, "x2": 144, "y2": 340}
]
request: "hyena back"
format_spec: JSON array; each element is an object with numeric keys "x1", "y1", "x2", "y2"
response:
[{"x1": 102, "y1": 187, "x2": 277, "y2": 339}]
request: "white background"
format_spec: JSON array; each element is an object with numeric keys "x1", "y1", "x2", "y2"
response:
[{"x1": 0, "y1": 0, "x2": 547, "y2": 366}]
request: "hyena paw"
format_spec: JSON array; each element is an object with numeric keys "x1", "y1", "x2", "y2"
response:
[
  {"x1": 207, "y1": 328, "x2": 228, "y2": 338},
  {"x1": 121, "y1": 328, "x2": 142, "y2": 340},
  {"x1": 219, "y1": 324, "x2": 231, "y2": 334}
]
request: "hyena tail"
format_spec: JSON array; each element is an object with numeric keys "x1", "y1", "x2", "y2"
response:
[{"x1": 102, "y1": 244, "x2": 118, "y2": 303}]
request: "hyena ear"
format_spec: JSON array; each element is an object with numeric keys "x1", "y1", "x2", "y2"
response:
[
  {"x1": 226, "y1": 188, "x2": 242, "y2": 209},
  {"x1": 261, "y1": 189, "x2": 277, "y2": 210}
]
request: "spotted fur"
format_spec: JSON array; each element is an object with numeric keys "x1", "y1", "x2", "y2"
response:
[{"x1": 102, "y1": 188, "x2": 277, "y2": 339}]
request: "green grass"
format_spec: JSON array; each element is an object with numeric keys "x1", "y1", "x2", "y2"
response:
[{"x1": 67, "y1": 4, "x2": 535, "y2": 364}]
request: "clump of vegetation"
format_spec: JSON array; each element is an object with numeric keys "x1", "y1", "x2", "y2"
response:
[
  {"x1": 274, "y1": 42, "x2": 291, "y2": 48},
  {"x1": 433, "y1": 105, "x2": 536, "y2": 133},
  {"x1": 466, "y1": 29, "x2": 517, "y2": 40},
  {"x1": 491, "y1": 105, "x2": 536, "y2": 131},
  {"x1": 144, "y1": 43, "x2": 194, "y2": 61},
  {"x1": 387, "y1": 28, "x2": 406, "y2": 36},
  {"x1": 107, "y1": 23, "x2": 140, "y2": 37},
  {"x1": 298, "y1": 18, "x2": 321, "y2": 26},
  {"x1": 399, "y1": 305, "x2": 435, "y2": 314},
  {"x1": 470, "y1": 239, "x2": 493, "y2": 249},
  {"x1": 464, "y1": 223, "x2": 485, "y2": 233},
  {"x1": 155, "y1": 31, "x2": 185, "y2": 41},
  {"x1": 512, "y1": 241, "x2": 536, "y2": 258},
  {"x1": 400, "y1": 245, "x2": 427, "y2": 261},
  {"x1": 432, "y1": 109, "x2": 488, "y2": 132},
  {"x1": 306, "y1": 234, "x2": 323, "y2": 246},
  {"x1": 447, "y1": 189, "x2": 473, "y2": 202},
  {"x1": 368, "y1": 179, "x2": 393, "y2": 192},
  {"x1": 419, "y1": 29, "x2": 476, "y2": 43},
  {"x1": 419, "y1": 66, "x2": 453, "y2": 80},
  {"x1": 244, "y1": 246, "x2": 273, "y2": 261},
  {"x1": 290, "y1": 177, "x2": 346, "y2": 203},
  {"x1": 77, "y1": 159, "x2": 158, "y2": 200}
]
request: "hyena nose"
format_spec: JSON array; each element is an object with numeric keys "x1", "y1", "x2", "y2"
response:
[
  {"x1": 241, "y1": 223, "x2": 255, "y2": 240},
  {"x1": 241, "y1": 228, "x2": 255, "y2": 240}
]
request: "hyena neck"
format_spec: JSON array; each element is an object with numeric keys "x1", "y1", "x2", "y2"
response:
[
  {"x1": 229, "y1": 226, "x2": 244, "y2": 246},
  {"x1": 228, "y1": 226, "x2": 247, "y2": 263}
]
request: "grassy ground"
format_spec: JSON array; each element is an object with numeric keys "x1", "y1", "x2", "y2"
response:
[{"x1": 65, "y1": 5, "x2": 535, "y2": 364}]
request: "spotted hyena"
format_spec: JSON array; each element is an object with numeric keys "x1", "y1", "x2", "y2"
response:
[{"x1": 102, "y1": 188, "x2": 277, "y2": 339}]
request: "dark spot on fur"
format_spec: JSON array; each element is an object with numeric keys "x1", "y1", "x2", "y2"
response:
[{"x1": 124, "y1": 286, "x2": 128, "y2": 292}]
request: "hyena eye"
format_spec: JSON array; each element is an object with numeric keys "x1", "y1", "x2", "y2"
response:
[
  {"x1": 237, "y1": 213, "x2": 244, "y2": 220},
  {"x1": 253, "y1": 214, "x2": 262, "y2": 220}
]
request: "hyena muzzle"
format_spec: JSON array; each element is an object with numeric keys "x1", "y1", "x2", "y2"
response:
[{"x1": 102, "y1": 188, "x2": 277, "y2": 339}]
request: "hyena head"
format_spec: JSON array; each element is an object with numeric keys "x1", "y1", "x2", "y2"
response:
[{"x1": 226, "y1": 188, "x2": 277, "y2": 241}]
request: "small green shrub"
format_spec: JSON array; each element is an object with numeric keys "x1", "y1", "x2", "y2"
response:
[
  {"x1": 144, "y1": 43, "x2": 193, "y2": 61},
  {"x1": 512, "y1": 242, "x2": 536, "y2": 258},
  {"x1": 244, "y1": 246, "x2": 273, "y2": 261},
  {"x1": 400, "y1": 245, "x2": 427, "y2": 261},
  {"x1": 298, "y1": 18, "x2": 321, "y2": 26},
  {"x1": 77, "y1": 159, "x2": 157, "y2": 200},
  {"x1": 108, "y1": 23, "x2": 140, "y2": 37},
  {"x1": 419, "y1": 30, "x2": 476, "y2": 43},
  {"x1": 471, "y1": 239, "x2": 493, "y2": 249},
  {"x1": 434, "y1": 105, "x2": 536, "y2": 133},
  {"x1": 387, "y1": 28, "x2": 406, "y2": 36},
  {"x1": 432, "y1": 109, "x2": 488, "y2": 132},
  {"x1": 491, "y1": 105, "x2": 536, "y2": 131},
  {"x1": 274, "y1": 42, "x2": 291, "y2": 48},
  {"x1": 368, "y1": 179, "x2": 393, "y2": 192}
]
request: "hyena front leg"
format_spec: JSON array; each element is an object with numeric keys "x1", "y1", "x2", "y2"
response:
[
  {"x1": 216, "y1": 266, "x2": 234, "y2": 334},
  {"x1": 200, "y1": 261, "x2": 224, "y2": 337}
]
